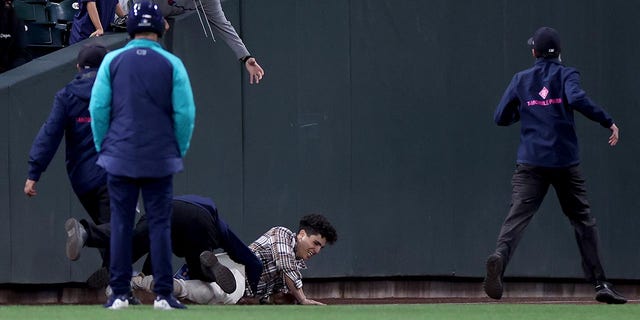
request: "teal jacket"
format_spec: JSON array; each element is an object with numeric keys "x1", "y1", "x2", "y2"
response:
[{"x1": 90, "y1": 39, "x2": 196, "y2": 178}]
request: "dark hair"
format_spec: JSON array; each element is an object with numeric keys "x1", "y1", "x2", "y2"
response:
[{"x1": 298, "y1": 214, "x2": 337, "y2": 245}]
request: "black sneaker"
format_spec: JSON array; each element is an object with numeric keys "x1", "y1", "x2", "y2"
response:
[
  {"x1": 483, "y1": 253, "x2": 504, "y2": 299},
  {"x1": 595, "y1": 282, "x2": 627, "y2": 304},
  {"x1": 87, "y1": 267, "x2": 110, "y2": 288},
  {"x1": 200, "y1": 251, "x2": 236, "y2": 294}
]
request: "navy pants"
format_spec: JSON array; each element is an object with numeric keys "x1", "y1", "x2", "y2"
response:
[
  {"x1": 214, "y1": 212, "x2": 263, "y2": 294},
  {"x1": 107, "y1": 174, "x2": 174, "y2": 297},
  {"x1": 170, "y1": 195, "x2": 262, "y2": 293},
  {"x1": 494, "y1": 164, "x2": 606, "y2": 285}
]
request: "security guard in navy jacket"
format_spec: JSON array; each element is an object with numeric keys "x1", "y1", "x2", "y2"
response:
[
  {"x1": 484, "y1": 27, "x2": 626, "y2": 304},
  {"x1": 25, "y1": 45, "x2": 111, "y2": 235}
]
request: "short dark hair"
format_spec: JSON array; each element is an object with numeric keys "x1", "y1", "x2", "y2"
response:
[{"x1": 298, "y1": 214, "x2": 337, "y2": 245}]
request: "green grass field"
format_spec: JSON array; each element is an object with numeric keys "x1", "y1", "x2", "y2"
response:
[{"x1": 0, "y1": 303, "x2": 638, "y2": 320}]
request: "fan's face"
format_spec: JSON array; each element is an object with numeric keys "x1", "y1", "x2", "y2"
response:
[{"x1": 295, "y1": 229, "x2": 327, "y2": 261}]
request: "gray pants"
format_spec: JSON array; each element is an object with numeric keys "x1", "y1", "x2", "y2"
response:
[
  {"x1": 134, "y1": 253, "x2": 246, "y2": 304},
  {"x1": 494, "y1": 164, "x2": 606, "y2": 285}
]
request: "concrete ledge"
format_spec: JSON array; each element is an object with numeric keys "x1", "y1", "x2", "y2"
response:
[
  {"x1": 1, "y1": 278, "x2": 638, "y2": 304},
  {"x1": 304, "y1": 278, "x2": 640, "y2": 300}
]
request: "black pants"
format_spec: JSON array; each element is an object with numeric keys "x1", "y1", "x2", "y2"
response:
[
  {"x1": 494, "y1": 164, "x2": 606, "y2": 285},
  {"x1": 76, "y1": 184, "x2": 111, "y2": 266},
  {"x1": 82, "y1": 200, "x2": 221, "y2": 281},
  {"x1": 77, "y1": 184, "x2": 111, "y2": 225}
]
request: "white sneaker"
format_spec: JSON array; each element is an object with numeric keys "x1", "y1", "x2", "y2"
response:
[
  {"x1": 104, "y1": 294, "x2": 129, "y2": 310},
  {"x1": 154, "y1": 295, "x2": 187, "y2": 310}
]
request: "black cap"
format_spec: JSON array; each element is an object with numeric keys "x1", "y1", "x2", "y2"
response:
[
  {"x1": 77, "y1": 45, "x2": 108, "y2": 69},
  {"x1": 527, "y1": 27, "x2": 561, "y2": 57}
]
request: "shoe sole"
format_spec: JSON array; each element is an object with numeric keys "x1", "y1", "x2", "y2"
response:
[
  {"x1": 200, "y1": 252, "x2": 237, "y2": 294},
  {"x1": 87, "y1": 267, "x2": 110, "y2": 288},
  {"x1": 483, "y1": 254, "x2": 504, "y2": 299},
  {"x1": 65, "y1": 218, "x2": 82, "y2": 261}
]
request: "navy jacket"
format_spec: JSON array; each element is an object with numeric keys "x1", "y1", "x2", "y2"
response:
[
  {"x1": 27, "y1": 69, "x2": 106, "y2": 196},
  {"x1": 90, "y1": 39, "x2": 195, "y2": 178},
  {"x1": 494, "y1": 58, "x2": 614, "y2": 167},
  {"x1": 173, "y1": 195, "x2": 263, "y2": 294}
]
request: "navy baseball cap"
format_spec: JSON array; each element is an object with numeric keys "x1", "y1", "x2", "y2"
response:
[
  {"x1": 77, "y1": 45, "x2": 108, "y2": 69},
  {"x1": 527, "y1": 27, "x2": 561, "y2": 57}
]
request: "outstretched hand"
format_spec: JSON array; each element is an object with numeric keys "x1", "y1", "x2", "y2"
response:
[
  {"x1": 245, "y1": 57, "x2": 264, "y2": 84},
  {"x1": 608, "y1": 123, "x2": 619, "y2": 146}
]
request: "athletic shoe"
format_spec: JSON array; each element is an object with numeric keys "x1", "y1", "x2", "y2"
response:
[
  {"x1": 595, "y1": 282, "x2": 627, "y2": 304},
  {"x1": 200, "y1": 251, "x2": 236, "y2": 294},
  {"x1": 65, "y1": 218, "x2": 86, "y2": 261},
  {"x1": 483, "y1": 252, "x2": 504, "y2": 299},
  {"x1": 104, "y1": 294, "x2": 129, "y2": 309},
  {"x1": 154, "y1": 295, "x2": 187, "y2": 310},
  {"x1": 87, "y1": 267, "x2": 110, "y2": 288}
]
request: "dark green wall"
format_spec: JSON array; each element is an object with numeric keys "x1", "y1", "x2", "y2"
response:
[{"x1": 1, "y1": 0, "x2": 639, "y2": 283}]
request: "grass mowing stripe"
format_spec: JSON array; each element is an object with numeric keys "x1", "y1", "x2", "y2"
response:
[{"x1": 0, "y1": 304, "x2": 638, "y2": 320}]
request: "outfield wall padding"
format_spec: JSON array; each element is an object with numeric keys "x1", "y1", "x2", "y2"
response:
[{"x1": 1, "y1": 0, "x2": 639, "y2": 283}]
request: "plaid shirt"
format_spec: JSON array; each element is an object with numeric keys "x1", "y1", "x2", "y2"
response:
[{"x1": 246, "y1": 226, "x2": 307, "y2": 299}]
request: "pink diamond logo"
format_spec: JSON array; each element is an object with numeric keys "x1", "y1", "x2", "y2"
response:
[{"x1": 539, "y1": 86, "x2": 549, "y2": 99}]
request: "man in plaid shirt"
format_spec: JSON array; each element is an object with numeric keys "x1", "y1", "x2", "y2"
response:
[
  {"x1": 245, "y1": 214, "x2": 337, "y2": 305},
  {"x1": 123, "y1": 213, "x2": 337, "y2": 305}
]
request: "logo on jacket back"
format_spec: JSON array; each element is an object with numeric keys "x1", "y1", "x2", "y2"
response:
[
  {"x1": 538, "y1": 86, "x2": 549, "y2": 99},
  {"x1": 77, "y1": 117, "x2": 91, "y2": 123},
  {"x1": 526, "y1": 86, "x2": 562, "y2": 107}
]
